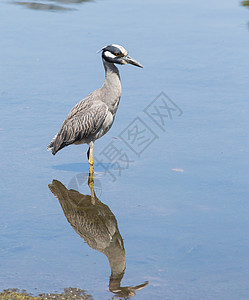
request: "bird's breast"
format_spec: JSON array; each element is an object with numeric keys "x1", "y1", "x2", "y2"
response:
[
  {"x1": 94, "y1": 111, "x2": 114, "y2": 140},
  {"x1": 108, "y1": 96, "x2": 121, "y2": 115}
]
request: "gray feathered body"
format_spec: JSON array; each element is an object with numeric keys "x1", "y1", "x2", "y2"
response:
[
  {"x1": 48, "y1": 179, "x2": 126, "y2": 279},
  {"x1": 47, "y1": 61, "x2": 121, "y2": 155}
]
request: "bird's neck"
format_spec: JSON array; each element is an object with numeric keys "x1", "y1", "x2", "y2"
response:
[
  {"x1": 104, "y1": 236, "x2": 126, "y2": 283},
  {"x1": 101, "y1": 59, "x2": 122, "y2": 113}
]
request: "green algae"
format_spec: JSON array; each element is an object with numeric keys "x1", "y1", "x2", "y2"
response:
[{"x1": 0, "y1": 288, "x2": 93, "y2": 300}]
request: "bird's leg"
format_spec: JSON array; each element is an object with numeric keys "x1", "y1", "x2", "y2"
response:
[
  {"x1": 88, "y1": 141, "x2": 94, "y2": 175},
  {"x1": 88, "y1": 141, "x2": 94, "y2": 165}
]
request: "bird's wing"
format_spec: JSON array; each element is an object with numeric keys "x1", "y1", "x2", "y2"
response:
[
  {"x1": 50, "y1": 100, "x2": 108, "y2": 154},
  {"x1": 63, "y1": 91, "x2": 99, "y2": 123}
]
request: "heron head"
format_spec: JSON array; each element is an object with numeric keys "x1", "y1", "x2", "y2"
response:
[{"x1": 98, "y1": 44, "x2": 144, "y2": 68}]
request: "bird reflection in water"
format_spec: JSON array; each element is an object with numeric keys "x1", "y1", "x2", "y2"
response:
[{"x1": 48, "y1": 175, "x2": 148, "y2": 298}]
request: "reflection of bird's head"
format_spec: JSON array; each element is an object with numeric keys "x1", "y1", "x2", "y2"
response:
[
  {"x1": 109, "y1": 278, "x2": 149, "y2": 299},
  {"x1": 98, "y1": 44, "x2": 144, "y2": 68}
]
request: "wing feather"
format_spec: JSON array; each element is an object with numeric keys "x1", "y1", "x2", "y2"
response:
[{"x1": 48, "y1": 98, "x2": 108, "y2": 155}]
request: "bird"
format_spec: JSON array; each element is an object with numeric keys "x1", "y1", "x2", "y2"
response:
[{"x1": 47, "y1": 44, "x2": 143, "y2": 174}]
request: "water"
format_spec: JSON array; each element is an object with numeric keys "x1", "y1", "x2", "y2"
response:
[{"x1": 1, "y1": 0, "x2": 249, "y2": 299}]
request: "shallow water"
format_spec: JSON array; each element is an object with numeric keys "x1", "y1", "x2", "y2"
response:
[{"x1": 1, "y1": 0, "x2": 249, "y2": 299}]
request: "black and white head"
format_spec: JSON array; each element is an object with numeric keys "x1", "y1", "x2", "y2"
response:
[{"x1": 98, "y1": 44, "x2": 144, "y2": 68}]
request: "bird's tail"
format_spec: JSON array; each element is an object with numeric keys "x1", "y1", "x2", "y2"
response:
[{"x1": 47, "y1": 134, "x2": 58, "y2": 155}]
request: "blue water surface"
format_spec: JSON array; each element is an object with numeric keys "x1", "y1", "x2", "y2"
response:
[{"x1": 1, "y1": 0, "x2": 249, "y2": 299}]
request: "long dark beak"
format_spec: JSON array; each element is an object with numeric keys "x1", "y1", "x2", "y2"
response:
[{"x1": 123, "y1": 55, "x2": 144, "y2": 68}]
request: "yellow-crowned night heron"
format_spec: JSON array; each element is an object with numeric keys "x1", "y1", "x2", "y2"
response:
[{"x1": 47, "y1": 44, "x2": 143, "y2": 173}]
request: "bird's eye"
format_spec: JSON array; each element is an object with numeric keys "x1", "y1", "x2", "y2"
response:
[{"x1": 115, "y1": 52, "x2": 123, "y2": 57}]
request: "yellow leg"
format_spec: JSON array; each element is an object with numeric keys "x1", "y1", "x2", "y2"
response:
[
  {"x1": 87, "y1": 141, "x2": 94, "y2": 175},
  {"x1": 89, "y1": 164, "x2": 93, "y2": 176}
]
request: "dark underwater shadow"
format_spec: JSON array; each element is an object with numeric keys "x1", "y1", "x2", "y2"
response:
[
  {"x1": 11, "y1": 0, "x2": 93, "y2": 12},
  {"x1": 241, "y1": 2, "x2": 249, "y2": 32},
  {"x1": 12, "y1": 1, "x2": 75, "y2": 11},
  {"x1": 49, "y1": 0, "x2": 93, "y2": 3},
  {"x1": 51, "y1": 162, "x2": 113, "y2": 173},
  {"x1": 241, "y1": 1, "x2": 249, "y2": 7},
  {"x1": 52, "y1": 162, "x2": 89, "y2": 172}
]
